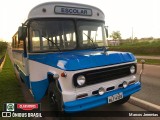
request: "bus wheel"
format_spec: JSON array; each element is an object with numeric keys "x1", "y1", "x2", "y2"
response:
[
  {"x1": 114, "y1": 96, "x2": 130, "y2": 105},
  {"x1": 48, "y1": 82, "x2": 59, "y2": 111},
  {"x1": 48, "y1": 82, "x2": 67, "y2": 119}
]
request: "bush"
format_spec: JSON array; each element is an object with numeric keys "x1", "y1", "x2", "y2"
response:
[{"x1": 0, "y1": 42, "x2": 7, "y2": 57}]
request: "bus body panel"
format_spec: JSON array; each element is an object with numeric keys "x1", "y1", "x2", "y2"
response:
[
  {"x1": 27, "y1": 50, "x2": 137, "y2": 102},
  {"x1": 64, "y1": 82, "x2": 141, "y2": 112},
  {"x1": 28, "y1": 2, "x2": 104, "y2": 21},
  {"x1": 28, "y1": 50, "x2": 136, "y2": 71},
  {"x1": 12, "y1": 50, "x2": 30, "y2": 88}
]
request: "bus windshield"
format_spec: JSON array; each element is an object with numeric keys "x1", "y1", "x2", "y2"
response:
[
  {"x1": 29, "y1": 19, "x2": 107, "y2": 52},
  {"x1": 30, "y1": 20, "x2": 76, "y2": 52},
  {"x1": 77, "y1": 20, "x2": 107, "y2": 49}
]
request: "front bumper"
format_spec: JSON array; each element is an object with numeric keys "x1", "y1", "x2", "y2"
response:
[{"x1": 64, "y1": 82, "x2": 141, "y2": 112}]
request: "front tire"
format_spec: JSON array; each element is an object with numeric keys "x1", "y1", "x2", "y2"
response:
[{"x1": 48, "y1": 82, "x2": 59, "y2": 111}]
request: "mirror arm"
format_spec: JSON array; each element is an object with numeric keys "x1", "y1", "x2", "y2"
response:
[{"x1": 139, "y1": 59, "x2": 145, "y2": 83}]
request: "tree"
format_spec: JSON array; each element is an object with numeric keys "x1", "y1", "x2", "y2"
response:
[
  {"x1": 110, "y1": 31, "x2": 121, "y2": 46},
  {"x1": 0, "y1": 41, "x2": 7, "y2": 54},
  {"x1": 110, "y1": 31, "x2": 121, "y2": 40}
]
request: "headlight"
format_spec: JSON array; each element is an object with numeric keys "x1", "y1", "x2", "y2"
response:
[
  {"x1": 77, "y1": 75, "x2": 86, "y2": 86},
  {"x1": 130, "y1": 65, "x2": 136, "y2": 74}
]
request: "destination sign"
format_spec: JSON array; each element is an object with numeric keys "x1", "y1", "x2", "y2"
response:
[{"x1": 54, "y1": 6, "x2": 92, "y2": 16}]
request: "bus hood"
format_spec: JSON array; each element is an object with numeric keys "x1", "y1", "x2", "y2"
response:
[{"x1": 29, "y1": 50, "x2": 136, "y2": 71}]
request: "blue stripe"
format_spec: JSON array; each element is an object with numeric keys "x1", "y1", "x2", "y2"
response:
[
  {"x1": 64, "y1": 82, "x2": 141, "y2": 112},
  {"x1": 31, "y1": 79, "x2": 49, "y2": 102},
  {"x1": 28, "y1": 50, "x2": 136, "y2": 71}
]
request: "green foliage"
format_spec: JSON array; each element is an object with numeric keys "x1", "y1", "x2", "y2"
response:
[
  {"x1": 0, "y1": 41, "x2": 7, "y2": 58},
  {"x1": 110, "y1": 31, "x2": 121, "y2": 40},
  {"x1": 0, "y1": 54, "x2": 25, "y2": 111},
  {"x1": 109, "y1": 40, "x2": 160, "y2": 55}
]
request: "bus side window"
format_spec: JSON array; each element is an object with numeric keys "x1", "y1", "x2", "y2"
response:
[
  {"x1": 18, "y1": 39, "x2": 24, "y2": 50},
  {"x1": 66, "y1": 33, "x2": 76, "y2": 48},
  {"x1": 42, "y1": 37, "x2": 49, "y2": 50},
  {"x1": 32, "y1": 30, "x2": 41, "y2": 51},
  {"x1": 12, "y1": 34, "x2": 24, "y2": 50}
]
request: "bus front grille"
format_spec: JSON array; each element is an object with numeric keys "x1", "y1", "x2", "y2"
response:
[{"x1": 73, "y1": 63, "x2": 136, "y2": 87}]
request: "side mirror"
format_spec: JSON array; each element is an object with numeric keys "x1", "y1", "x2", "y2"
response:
[
  {"x1": 18, "y1": 26, "x2": 27, "y2": 40},
  {"x1": 105, "y1": 26, "x2": 108, "y2": 38}
]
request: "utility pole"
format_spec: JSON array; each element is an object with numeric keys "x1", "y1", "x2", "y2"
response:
[{"x1": 131, "y1": 27, "x2": 133, "y2": 44}]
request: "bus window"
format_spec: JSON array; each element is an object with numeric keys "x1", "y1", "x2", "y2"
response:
[
  {"x1": 42, "y1": 37, "x2": 49, "y2": 50},
  {"x1": 82, "y1": 30, "x2": 88, "y2": 43},
  {"x1": 95, "y1": 27, "x2": 103, "y2": 46},
  {"x1": 65, "y1": 33, "x2": 76, "y2": 48},
  {"x1": 91, "y1": 31, "x2": 96, "y2": 41},
  {"x1": 18, "y1": 41, "x2": 24, "y2": 49},
  {"x1": 31, "y1": 30, "x2": 41, "y2": 51},
  {"x1": 12, "y1": 33, "x2": 24, "y2": 50},
  {"x1": 30, "y1": 20, "x2": 76, "y2": 52},
  {"x1": 77, "y1": 20, "x2": 107, "y2": 48}
]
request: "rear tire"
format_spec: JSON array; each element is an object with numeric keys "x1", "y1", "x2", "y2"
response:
[{"x1": 114, "y1": 96, "x2": 130, "y2": 105}]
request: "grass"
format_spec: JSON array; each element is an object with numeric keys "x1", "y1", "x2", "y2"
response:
[
  {"x1": 0, "y1": 53, "x2": 25, "y2": 111},
  {"x1": 137, "y1": 58, "x2": 160, "y2": 65},
  {"x1": 0, "y1": 51, "x2": 5, "y2": 59},
  {"x1": 0, "y1": 50, "x2": 6, "y2": 59},
  {"x1": 109, "y1": 40, "x2": 160, "y2": 55}
]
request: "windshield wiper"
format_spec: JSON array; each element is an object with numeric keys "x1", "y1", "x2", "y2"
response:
[
  {"x1": 42, "y1": 36, "x2": 61, "y2": 52},
  {"x1": 83, "y1": 33, "x2": 108, "y2": 53},
  {"x1": 83, "y1": 33, "x2": 96, "y2": 49}
]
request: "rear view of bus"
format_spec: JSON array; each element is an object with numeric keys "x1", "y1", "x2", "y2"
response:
[{"x1": 12, "y1": 2, "x2": 141, "y2": 112}]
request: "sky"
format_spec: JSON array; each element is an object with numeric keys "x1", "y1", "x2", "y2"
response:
[{"x1": 0, "y1": 0, "x2": 160, "y2": 42}]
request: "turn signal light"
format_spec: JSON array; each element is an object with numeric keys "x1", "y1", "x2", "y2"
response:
[
  {"x1": 61, "y1": 72, "x2": 67, "y2": 77},
  {"x1": 76, "y1": 93, "x2": 88, "y2": 99},
  {"x1": 129, "y1": 80, "x2": 136, "y2": 85}
]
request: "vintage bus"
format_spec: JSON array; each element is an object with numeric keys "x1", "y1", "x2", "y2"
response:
[{"x1": 12, "y1": 2, "x2": 143, "y2": 112}]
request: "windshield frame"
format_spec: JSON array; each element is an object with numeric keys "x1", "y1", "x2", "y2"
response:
[{"x1": 28, "y1": 18, "x2": 107, "y2": 53}]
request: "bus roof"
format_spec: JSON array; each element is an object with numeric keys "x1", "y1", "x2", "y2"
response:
[{"x1": 28, "y1": 2, "x2": 105, "y2": 21}]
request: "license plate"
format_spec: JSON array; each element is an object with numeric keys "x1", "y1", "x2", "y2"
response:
[{"x1": 108, "y1": 92, "x2": 123, "y2": 103}]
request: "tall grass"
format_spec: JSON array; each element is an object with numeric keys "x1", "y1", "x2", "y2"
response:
[
  {"x1": 0, "y1": 54, "x2": 24, "y2": 111},
  {"x1": 109, "y1": 40, "x2": 160, "y2": 55}
]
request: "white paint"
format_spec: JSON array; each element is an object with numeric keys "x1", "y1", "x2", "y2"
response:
[
  {"x1": 28, "y1": 59, "x2": 137, "y2": 102},
  {"x1": 28, "y1": 2, "x2": 104, "y2": 21},
  {"x1": 57, "y1": 60, "x2": 67, "y2": 69}
]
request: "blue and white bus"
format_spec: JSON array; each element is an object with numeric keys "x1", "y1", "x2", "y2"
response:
[{"x1": 12, "y1": 2, "x2": 142, "y2": 112}]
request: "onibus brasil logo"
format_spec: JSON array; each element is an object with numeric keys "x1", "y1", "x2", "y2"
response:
[
  {"x1": 2, "y1": 103, "x2": 42, "y2": 118},
  {"x1": 6, "y1": 103, "x2": 15, "y2": 111}
]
